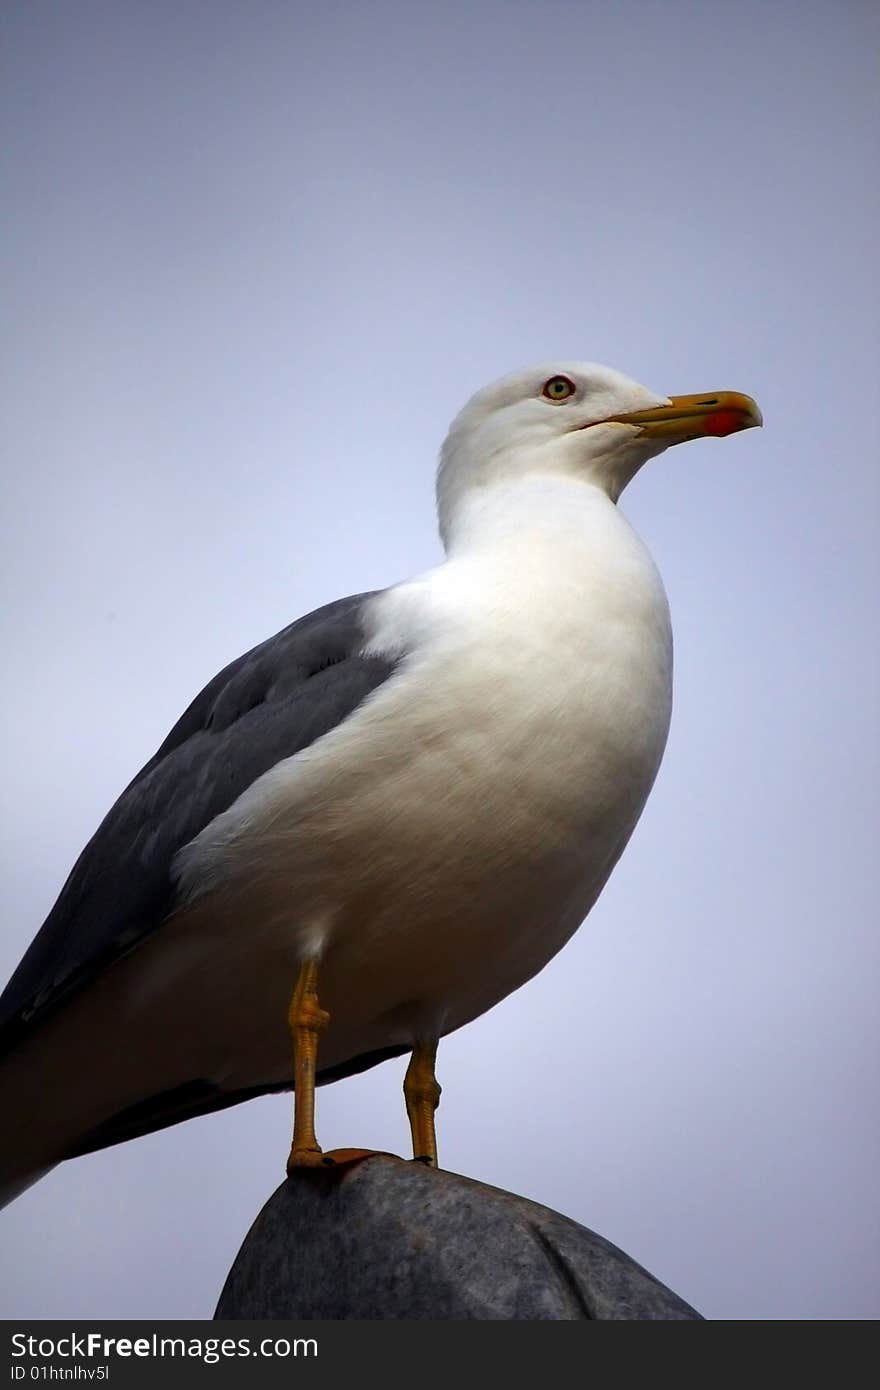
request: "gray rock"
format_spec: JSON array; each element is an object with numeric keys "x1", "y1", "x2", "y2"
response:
[{"x1": 215, "y1": 1154, "x2": 702, "y2": 1320}]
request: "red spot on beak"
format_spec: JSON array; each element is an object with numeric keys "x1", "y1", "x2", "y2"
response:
[{"x1": 704, "y1": 409, "x2": 745, "y2": 438}]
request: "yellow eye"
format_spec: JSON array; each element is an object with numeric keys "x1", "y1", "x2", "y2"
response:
[{"x1": 542, "y1": 375, "x2": 576, "y2": 402}]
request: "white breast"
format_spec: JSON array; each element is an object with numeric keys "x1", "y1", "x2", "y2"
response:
[{"x1": 172, "y1": 478, "x2": 672, "y2": 1066}]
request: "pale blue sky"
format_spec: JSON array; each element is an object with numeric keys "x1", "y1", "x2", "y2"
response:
[{"x1": 1, "y1": 0, "x2": 877, "y2": 1319}]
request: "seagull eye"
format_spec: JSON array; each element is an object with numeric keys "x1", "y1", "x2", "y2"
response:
[{"x1": 542, "y1": 375, "x2": 576, "y2": 402}]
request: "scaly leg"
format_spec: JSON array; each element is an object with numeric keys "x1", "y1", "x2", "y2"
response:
[
  {"x1": 404, "y1": 1039, "x2": 441, "y2": 1167},
  {"x1": 286, "y1": 958, "x2": 330, "y2": 1170}
]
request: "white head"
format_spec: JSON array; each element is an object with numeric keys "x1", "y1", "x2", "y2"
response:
[{"x1": 436, "y1": 361, "x2": 761, "y2": 549}]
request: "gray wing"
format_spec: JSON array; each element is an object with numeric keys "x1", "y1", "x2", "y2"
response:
[{"x1": 0, "y1": 592, "x2": 397, "y2": 1058}]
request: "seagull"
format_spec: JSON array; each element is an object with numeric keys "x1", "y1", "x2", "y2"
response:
[{"x1": 0, "y1": 362, "x2": 761, "y2": 1205}]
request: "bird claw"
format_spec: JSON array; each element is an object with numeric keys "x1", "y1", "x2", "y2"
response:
[
  {"x1": 287, "y1": 1147, "x2": 401, "y2": 1176},
  {"x1": 286, "y1": 1145, "x2": 327, "y2": 1172}
]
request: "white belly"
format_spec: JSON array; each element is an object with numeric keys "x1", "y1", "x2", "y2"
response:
[{"x1": 168, "y1": 495, "x2": 673, "y2": 1087}]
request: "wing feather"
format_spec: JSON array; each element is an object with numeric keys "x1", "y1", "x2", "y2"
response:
[{"x1": 0, "y1": 592, "x2": 396, "y2": 1054}]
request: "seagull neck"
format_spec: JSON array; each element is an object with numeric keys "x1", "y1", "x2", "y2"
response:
[{"x1": 444, "y1": 474, "x2": 619, "y2": 559}]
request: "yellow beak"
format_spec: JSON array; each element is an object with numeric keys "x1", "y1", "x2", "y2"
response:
[{"x1": 604, "y1": 391, "x2": 763, "y2": 441}]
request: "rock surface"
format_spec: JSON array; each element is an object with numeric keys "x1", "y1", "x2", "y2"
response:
[{"x1": 215, "y1": 1154, "x2": 702, "y2": 1320}]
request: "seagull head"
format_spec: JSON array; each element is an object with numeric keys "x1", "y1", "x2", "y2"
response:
[{"x1": 436, "y1": 361, "x2": 761, "y2": 547}]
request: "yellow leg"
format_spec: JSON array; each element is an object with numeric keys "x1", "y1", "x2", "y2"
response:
[
  {"x1": 286, "y1": 959, "x2": 330, "y2": 1171},
  {"x1": 404, "y1": 1040, "x2": 441, "y2": 1167}
]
